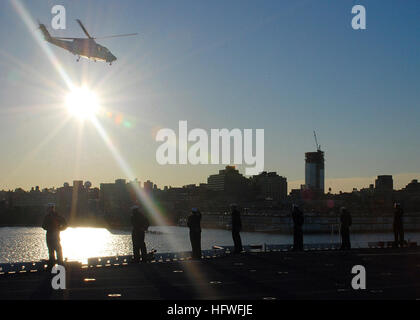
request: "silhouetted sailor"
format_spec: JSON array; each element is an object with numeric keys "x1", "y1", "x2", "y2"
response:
[
  {"x1": 187, "y1": 208, "x2": 202, "y2": 259},
  {"x1": 393, "y1": 203, "x2": 404, "y2": 247},
  {"x1": 340, "y1": 207, "x2": 352, "y2": 250},
  {"x1": 291, "y1": 204, "x2": 304, "y2": 251},
  {"x1": 42, "y1": 203, "x2": 67, "y2": 266},
  {"x1": 131, "y1": 205, "x2": 150, "y2": 263},
  {"x1": 231, "y1": 204, "x2": 243, "y2": 253}
]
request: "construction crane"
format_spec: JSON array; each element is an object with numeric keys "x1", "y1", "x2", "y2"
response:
[{"x1": 313, "y1": 130, "x2": 321, "y2": 151}]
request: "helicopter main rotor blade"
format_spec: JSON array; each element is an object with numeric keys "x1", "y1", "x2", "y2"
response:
[
  {"x1": 93, "y1": 33, "x2": 138, "y2": 40},
  {"x1": 76, "y1": 19, "x2": 93, "y2": 39}
]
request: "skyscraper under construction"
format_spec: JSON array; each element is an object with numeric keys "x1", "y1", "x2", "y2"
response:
[
  {"x1": 305, "y1": 132, "x2": 325, "y2": 193},
  {"x1": 305, "y1": 150, "x2": 325, "y2": 193}
]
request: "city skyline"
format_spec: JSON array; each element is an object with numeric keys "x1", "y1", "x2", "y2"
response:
[
  {"x1": 0, "y1": 1, "x2": 419, "y2": 193},
  {"x1": 2, "y1": 167, "x2": 418, "y2": 195}
]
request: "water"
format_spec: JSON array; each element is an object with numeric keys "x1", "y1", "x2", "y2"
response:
[{"x1": 1, "y1": 226, "x2": 419, "y2": 264}]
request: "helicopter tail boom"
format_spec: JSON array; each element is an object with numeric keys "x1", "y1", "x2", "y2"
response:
[{"x1": 39, "y1": 24, "x2": 52, "y2": 42}]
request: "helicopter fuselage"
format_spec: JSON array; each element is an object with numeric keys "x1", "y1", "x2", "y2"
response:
[{"x1": 47, "y1": 37, "x2": 116, "y2": 63}]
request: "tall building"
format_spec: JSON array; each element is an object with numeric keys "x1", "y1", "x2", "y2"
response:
[
  {"x1": 100, "y1": 179, "x2": 132, "y2": 216},
  {"x1": 305, "y1": 150, "x2": 325, "y2": 193},
  {"x1": 72, "y1": 180, "x2": 89, "y2": 217},
  {"x1": 403, "y1": 179, "x2": 420, "y2": 193},
  {"x1": 207, "y1": 166, "x2": 248, "y2": 194},
  {"x1": 57, "y1": 183, "x2": 72, "y2": 215},
  {"x1": 375, "y1": 175, "x2": 393, "y2": 192},
  {"x1": 144, "y1": 180, "x2": 154, "y2": 194},
  {"x1": 253, "y1": 171, "x2": 287, "y2": 201},
  {"x1": 55, "y1": 181, "x2": 89, "y2": 219}
]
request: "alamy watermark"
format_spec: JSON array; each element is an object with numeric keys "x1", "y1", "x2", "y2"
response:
[
  {"x1": 351, "y1": 265, "x2": 366, "y2": 290},
  {"x1": 51, "y1": 5, "x2": 66, "y2": 30},
  {"x1": 50, "y1": 4, "x2": 366, "y2": 32},
  {"x1": 155, "y1": 121, "x2": 264, "y2": 175},
  {"x1": 351, "y1": 5, "x2": 366, "y2": 30},
  {"x1": 51, "y1": 264, "x2": 66, "y2": 290}
]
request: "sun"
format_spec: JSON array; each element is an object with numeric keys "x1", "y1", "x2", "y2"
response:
[{"x1": 65, "y1": 86, "x2": 100, "y2": 120}]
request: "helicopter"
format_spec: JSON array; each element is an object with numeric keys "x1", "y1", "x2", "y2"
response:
[{"x1": 38, "y1": 19, "x2": 137, "y2": 65}]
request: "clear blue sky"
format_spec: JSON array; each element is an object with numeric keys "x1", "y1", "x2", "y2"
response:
[{"x1": 0, "y1": 0, "x2": 419, "y2": 192}]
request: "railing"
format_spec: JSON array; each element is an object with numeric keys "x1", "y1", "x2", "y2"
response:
[
  {"x1": 0, "y1": 261, "x2": 49, "y2": 274},
  {"x1": 0, "y1": 241, "x2": 417, "y2": 275}
]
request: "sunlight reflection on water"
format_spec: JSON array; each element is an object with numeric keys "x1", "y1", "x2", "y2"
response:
[
  {"x1": 61, "y1": 227, "x2": 116, "y2": 264},
  {"x1": 1, "y1": 226, "x2": 419, "y2": 264}
]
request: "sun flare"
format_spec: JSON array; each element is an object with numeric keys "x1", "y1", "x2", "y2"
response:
[{"x1": 65, "y1": 86, "x2": 100, "y2": 120}]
